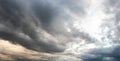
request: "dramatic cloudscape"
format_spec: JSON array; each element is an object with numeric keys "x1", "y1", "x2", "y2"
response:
[{"x1": 0, "y1": 0, "x2": 120, "y2": 61}]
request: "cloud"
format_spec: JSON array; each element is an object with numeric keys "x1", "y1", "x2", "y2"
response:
[
  {"x1": 0, "y1": 0, "x2": 65, "y2": 53},
  {"x1": 0, "y1": 0, "x2": 87, "y2": 60},
  {"x1": 0, "y1": 39, "x2": 50, "y2": 61},
  {"x1": 0, "y1": 39, "x2": 80, "y2": 61},
  {"x1": 0, "y1": 0, "x2": 120, "y2": 61},
  {"x1": 79, "y1": 45, "x2": 120, "y2": 61}
]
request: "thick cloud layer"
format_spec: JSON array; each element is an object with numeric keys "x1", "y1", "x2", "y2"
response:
[
  {"x1": 0, "y1": 0, "x2": 120, "y2": 61},
  {"x1": 0, "y1": 0, "x2": 65, "y2": 53}
]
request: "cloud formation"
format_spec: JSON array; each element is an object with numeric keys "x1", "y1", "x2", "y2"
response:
[
  {"x1": 0, "y1": 0, "x2": 65, "y2": 53},
  {"x1": 0, "y1": 0, "x2": 120, "y2": 61}
]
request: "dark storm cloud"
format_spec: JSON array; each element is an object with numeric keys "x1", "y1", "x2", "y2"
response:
[
  {"x1": 0, "y1": 30, "x2": 64, "y2": 53},
  {"x1": 0, "y1": 0, "x2": 95, "y2": 54},
  {"x1": 0, "y1": 0, "x2": 65, "y2": 53},
  {"x1": 79, "y1": 45, "x2": 120, "y2": 61},
  {"x1": 0, "y1": 0, "x2": 87, "y2": 53}
]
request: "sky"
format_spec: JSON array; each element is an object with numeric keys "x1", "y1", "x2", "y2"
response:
[{"x1": 0, "y1": 0, "x2": 120, "y2": 61}]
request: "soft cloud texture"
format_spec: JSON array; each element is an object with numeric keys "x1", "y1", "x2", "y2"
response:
[{"x1": 0, "y1": 0, "x2": 120, "y2": 61}]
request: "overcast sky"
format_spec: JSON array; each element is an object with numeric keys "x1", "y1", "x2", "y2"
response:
[{"x1": 0, "y1": 0, "x2": 120, "y2": 61}]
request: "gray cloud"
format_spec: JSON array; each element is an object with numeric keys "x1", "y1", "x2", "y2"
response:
[
  {"x1": 0, "y1": 0, "x2": 65, "y2": 53},
  {"x1": 0, "y1": 0, "x2": 120, "y2": 61},
  {"x1": 0, "y1": 0, "x2": 87, "y2": 54}
]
